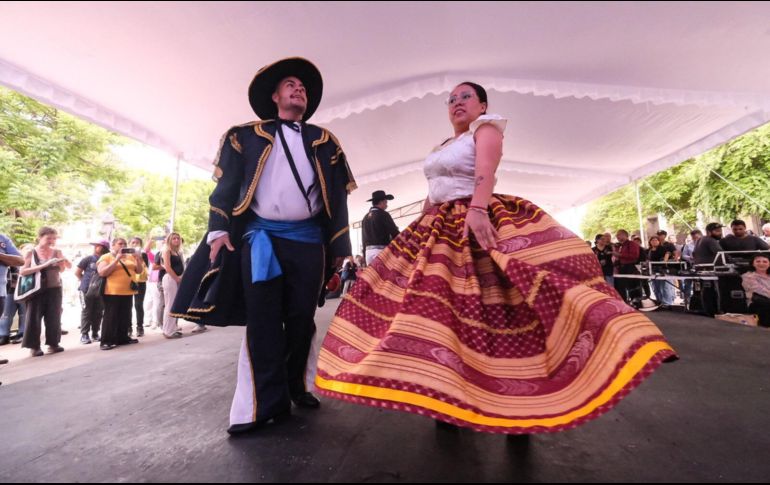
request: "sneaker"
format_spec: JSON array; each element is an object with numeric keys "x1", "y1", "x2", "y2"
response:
[
  {"x1": 80, "y1": 335, "x2": 92, "y2": 345},
  {"x1": 100, "y1": 344, "x2": 116, "y2": 351},
  {"x1": 164, "y1": 332, "x2": 183, "y2": 339},
  {"x1": 10, "y1": 335, "x2": 23, "y2": 345},
  {"x1": 192, "y1": 325, "x2": 208, "y2": 334}
]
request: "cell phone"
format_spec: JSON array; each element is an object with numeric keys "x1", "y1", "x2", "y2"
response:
[{"x1": 120, "y1": 248, "x2": 135, "y2": 254}]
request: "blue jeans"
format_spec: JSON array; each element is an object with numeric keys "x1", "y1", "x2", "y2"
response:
[{"x1": 0, "y1": 292, "x2": 26, "y2": 337}]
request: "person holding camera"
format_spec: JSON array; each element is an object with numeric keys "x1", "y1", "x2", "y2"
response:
[
  {"x1": 20, "y1": 227, "x2": 71, "y2": 357},
  {"x1": 96, "y1": 238, "x2": 145, "y2": 350}
]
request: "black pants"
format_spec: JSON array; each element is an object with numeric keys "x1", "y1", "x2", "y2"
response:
[
  {"x1": 241, "y1": 237, "x2": 324, "y2": 421},
  {"x1": 80, "y1": 291, "x2": 103, "y2": 337},
  {"x1": 22, "y1": 287, "x2": 62, "y2": 350},
  {"x1": 749, "y1": 301, "x2": 770, "y2": 327},
  {"x1": 132, "y1": 282, "x2": 146, "y2": 332},
  {"x1": 102, "y1": 295, "x2": 133, "y2": 346}
]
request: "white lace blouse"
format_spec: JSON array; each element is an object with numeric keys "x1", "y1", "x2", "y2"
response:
[{"x1": 423, "y1": 114, "x2": 507, "y2": 205}]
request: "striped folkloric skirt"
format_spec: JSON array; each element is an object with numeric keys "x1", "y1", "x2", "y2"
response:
[{"x1": 315, "y1": 196, "x2": 676, "y2": 434}]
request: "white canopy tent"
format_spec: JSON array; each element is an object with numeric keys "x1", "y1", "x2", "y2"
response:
[{"x1": 2, "y1": 1, "x2": 770, "y2": 236}]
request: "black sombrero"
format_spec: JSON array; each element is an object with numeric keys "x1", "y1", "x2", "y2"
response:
[{"x1": 248, "y1": 57, "x2": 323, "y2": 121}]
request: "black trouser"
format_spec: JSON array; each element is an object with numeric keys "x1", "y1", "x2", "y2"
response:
[
  {"x1": 749, "y1": 301, "x2": 770, "y2": 327},
  {"x1": 102, "y1": 295, "x2": 133, "y2": 346},
  {"x1": 80, "y1": 291, "x2": 103, "y2": 337},
  {"x1": 132, "y1": 282, "x2": 146, "y2": 333},
  {"x1": 241, "y1": 236, "x2": 324, "y2": 421},
  {"x1": 22, "y1": 287, "x2": 62, "y2": 350}
]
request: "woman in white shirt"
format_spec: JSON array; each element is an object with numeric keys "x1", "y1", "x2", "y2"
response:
[{"x1": 316, "y1": 81, "x2": 677, "y2": 436}]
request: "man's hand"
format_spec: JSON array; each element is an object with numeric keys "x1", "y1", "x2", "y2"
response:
[
  {"x1": 210, "y1": 234, "x2": 235, "y2": 263},
  {"x1": 333, "y1": 256, "x2": 347, "y2": 271}
]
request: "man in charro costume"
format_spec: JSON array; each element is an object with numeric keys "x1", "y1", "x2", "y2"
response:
[{"x1": 171, "y1": 57, "x2": 356, "y2": 435}]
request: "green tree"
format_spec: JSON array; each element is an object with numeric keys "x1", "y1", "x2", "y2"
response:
[
  {"x1": 582, "y1": 122, "x2": 770, "y2": 238},
  {"x1": 105, "y1": 172, "x2": 214, "y2": 246},
  {"x1": 0, "y1": 86, "x2": 125, "y2": 243}
]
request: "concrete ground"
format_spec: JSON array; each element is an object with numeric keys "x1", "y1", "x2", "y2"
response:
[{"x1": 0, "y1": 300, "x2": 768, "y2": 482}]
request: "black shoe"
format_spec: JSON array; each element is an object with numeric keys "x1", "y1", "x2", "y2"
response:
[
  {"x1": 435, "y1": 420, "x2": 460, "y2": 431},
  {"x1": 100, "y1": 344, "x2": 116, "y2": 351},
  {"x1": 291, "y1": 392, "x2": 321, "y2": 409},
  {"x1": 0, "y1": 358, "x2": 8, "y2": 365},
  {"x1": 47, "y1": 345, "x2": 65, "y2": 354},
  {"x1": 30, "y1": 348, "x2": 44, "y2": 357},
  {"x1": 0, "y1": 336, "x2": 9, "y2": 346},
  {"x1": 506, "y1": 434, "x2": 531, "y2": 446},
  {"x1": 227, "y1": 410, "x2": 291, "y2": 435},
  {"x1": 10, "y1": 334, "x2": 23, "y2": 344},
  {"x1": 92, "y1": 333, "x2": 100, "y2": 342},
  {"x1": 61, "y1": 330, "x2": 69, "y2": 335},
  {"x1": 137, "y1": 328, "x2": 144, "y2": 337}
]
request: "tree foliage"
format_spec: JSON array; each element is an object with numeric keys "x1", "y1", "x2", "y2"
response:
[
  {"x1": 0, "y1": 86, "x2": 125, "y2": 243},
  {"x1": 582, "y1": 122, "x2": 770, "y2": 238},
  {"x1": 105, "y1": 173, "x2": 214, "y2": 246}
]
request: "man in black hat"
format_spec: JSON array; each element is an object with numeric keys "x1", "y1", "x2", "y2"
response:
[
  {"x1": 362, "y1": 190, "x2": 400, "y2": 265},
  {"x1": 171, "y1": 57, "x2": 356, "y2": 435},
  {"x1": 693, "y1": 223, "x2": 725, "y2": 265}
]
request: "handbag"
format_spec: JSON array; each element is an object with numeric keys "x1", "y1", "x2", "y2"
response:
[
  {"x1": 118, "y1": 259, "x2": 140, "y2": 292},
  {"x1": 85, "y1": 270, "x2": 106, "y2": 299},
  {"x1": 14, "y1": 251, "x2": 42, "y2": 303}
]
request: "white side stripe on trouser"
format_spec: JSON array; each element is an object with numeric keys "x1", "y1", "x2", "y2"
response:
[{"x1": 229, "y1": 334, "x2": 256, "y2": 426}]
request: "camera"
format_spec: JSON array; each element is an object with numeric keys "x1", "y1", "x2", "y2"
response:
[{"x1": 120, "y1": 248, "x2": 136, "y2": 254}]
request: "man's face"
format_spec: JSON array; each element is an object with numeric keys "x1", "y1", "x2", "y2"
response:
[
  {"x1": 272, "y1": 76, "x2": 307, "y2": 117},
  {"x1": 657, "y1": 234, "x2": 666, "y2": 244},
  {"x1": 732, "y1": 225, "x2": 747, "y2": 238},
  {"x1": 616, "y1": 232, "x2": 628, "y2": 243},
  {"x1": 603, "y1": 233, "x2": 612, "y2": 245},
  {"x1": 711, "y1": 229, "x2": 723, "y2": 240},
  {"x1": 378, "y1": 200, "x2": 389, "y2": 210},
  {"x1": 764, "y1": 227, "x2": 770, "y2": 237},
  {"x1": 692, "y1": 232, "x2": 702, "y2": 242}
]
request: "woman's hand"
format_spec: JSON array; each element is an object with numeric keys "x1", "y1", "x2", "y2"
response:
[{"x1": 463, "y1": 209, "x2": 499, "y2": 251}]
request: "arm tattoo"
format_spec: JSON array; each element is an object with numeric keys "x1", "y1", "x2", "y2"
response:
[{"x1": 475, "y1": 176, "x2": 485, "y2": 187}]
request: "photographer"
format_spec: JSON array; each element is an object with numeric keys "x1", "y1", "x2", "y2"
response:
[{"x1": 96, "y1": 238, "x2": 145, "y2": 350}]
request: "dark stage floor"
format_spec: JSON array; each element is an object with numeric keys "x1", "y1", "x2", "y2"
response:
[{"x1": 1, "y1": 302, "x2": 768, "y2": 482}]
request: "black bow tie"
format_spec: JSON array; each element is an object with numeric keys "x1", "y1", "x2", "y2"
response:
[{"x1": 278, "y1": 119, "x2": 301, "y2": 132}]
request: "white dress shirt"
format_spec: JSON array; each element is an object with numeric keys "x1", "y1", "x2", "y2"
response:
[{"x1": 207, "y1": 123, "x2": 322, "y2": 244}]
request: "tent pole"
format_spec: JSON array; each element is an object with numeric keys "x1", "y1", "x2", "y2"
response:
[
  {"x1": 635, "y1": 181, "x2": 645, "y2": 242},
  {"x1": 170, "y1": 155, "x2": 181, "y2": 233}
]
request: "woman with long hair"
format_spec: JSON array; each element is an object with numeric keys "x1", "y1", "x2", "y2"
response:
[{"x1": 742, "y1": 254, "x2": 770, "y2": 327}]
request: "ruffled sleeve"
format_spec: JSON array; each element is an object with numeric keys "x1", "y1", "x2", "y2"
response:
[{"x1": 469, "y1": 114, "x2": 507, "y2": 135}]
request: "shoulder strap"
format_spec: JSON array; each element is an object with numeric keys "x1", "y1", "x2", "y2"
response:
[
  {"x1": 276, "y1": 123, "x2": 313, "y2": 216},
  {"x1": 117, "y1": 259, "x2": 133, "y2": 278}
]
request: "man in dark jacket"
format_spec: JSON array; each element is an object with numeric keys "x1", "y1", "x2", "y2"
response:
[
  {"x1": 171, "y1": 58, "x2": 356, "y2": 435},
  {"x1": 362, "y1": 190, "x2": 400, "y2": 265}
]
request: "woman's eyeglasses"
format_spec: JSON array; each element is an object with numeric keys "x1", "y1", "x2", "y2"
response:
[{"x1": 445, "y1": 91, "x2": 476, "y2": 106}]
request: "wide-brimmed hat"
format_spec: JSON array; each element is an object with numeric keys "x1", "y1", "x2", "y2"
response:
[
  {"x1": 367, "y1": 190, "x2": 395, "y2": 203},
  {"x1": 248, "y1": 57, "x2": 323, "y2": 121}
]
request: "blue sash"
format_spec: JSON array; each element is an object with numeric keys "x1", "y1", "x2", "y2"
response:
[{"x1": 243, "y1": 216, "x2": 323, "y2": 282}]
